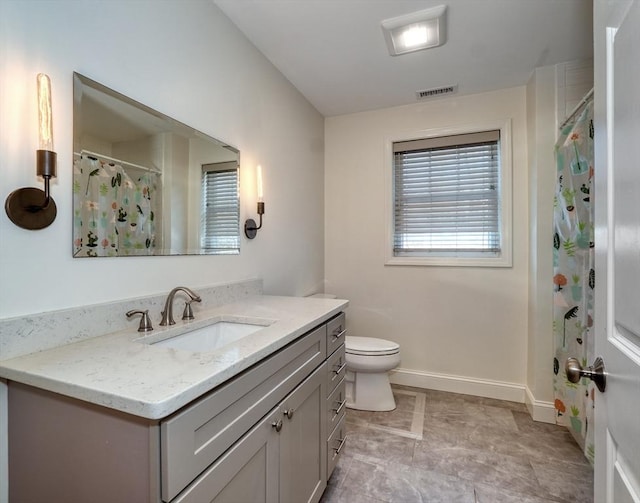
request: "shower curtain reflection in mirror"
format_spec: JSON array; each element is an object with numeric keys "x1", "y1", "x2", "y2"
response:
[{"x1": 73, "y1": 155, "x2": 160, "y2": 257}]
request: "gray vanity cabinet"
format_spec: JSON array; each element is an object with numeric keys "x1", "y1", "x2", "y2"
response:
[
  {"x1": 161, "y1": 324, "x2": 326, "y2": 501},
  {"x1": 325, "y1": 312, "x2": 347, "y2": 480},
  {"x1": 8, "y1": 381, "x2": 162, "y2": 503},
  {"x1": 172, "y1": 364, "x2": 327, "y2": 503},
  {"x1": 7, "y1": 312, "x2": 345, "y2": 503}
]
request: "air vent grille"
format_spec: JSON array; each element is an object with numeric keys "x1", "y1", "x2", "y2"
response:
[{"x1": 416, "y1": 85, "x2": 458, "y2": 100}]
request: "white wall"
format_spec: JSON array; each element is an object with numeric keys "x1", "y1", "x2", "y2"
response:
[
  {"x1": 325, "y1": 87, "x2": 529, "y2": 399},
  {"x1": 556, "y1": 59, "x2": 595, "y2": 125},
  {"x1": 0, "y1": 0, "x2": 326, "y2": 319},
  {"x1": 526, "y1": 65, "x2": 558, "y2": 421},
  {"x1": 526, "y1": 60, "x2": 593, "y2": 422}
]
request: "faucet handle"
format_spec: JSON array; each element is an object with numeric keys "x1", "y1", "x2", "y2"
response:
[
  {"x1": 126, "y1": 309, "x2": 154, "y2": 332},
  {"x1": 182, "y1": 301, "x2": 194, "y2": 321},
  {"x1": 182, "y1": 295, "x2": 202, "y2": 321}
]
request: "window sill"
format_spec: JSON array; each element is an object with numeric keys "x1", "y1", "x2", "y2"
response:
[{"x1": 385, "y1": 254, "x2": 512, "y2": 268}]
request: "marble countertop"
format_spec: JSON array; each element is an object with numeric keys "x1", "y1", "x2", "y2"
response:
[{"x1": 0, "y1": 295, "x2": 348, "y2": 420}]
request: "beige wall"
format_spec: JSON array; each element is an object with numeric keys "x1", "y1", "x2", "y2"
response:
[
  {"x1": 0, "y1": 0, "x2": 326, "y2": 318},
  {"x1": 325, "y1": 87, "x2": 529, "y2": 399},
  {"x1": 525, "y1": 60, "x2": 593, "y2": 421},
  {"x1": 526, "y1": 66, "x2": 558, "y2": 420}
]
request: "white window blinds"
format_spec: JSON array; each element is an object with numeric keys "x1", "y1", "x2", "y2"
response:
[
  {"x1": 393, "y1": 130, "x2": 501, "y2": 257},
  {"x1": 200, "y1": 162, "x2": 239, "y2": 253}
]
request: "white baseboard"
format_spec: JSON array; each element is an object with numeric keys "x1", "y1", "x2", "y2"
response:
[
  {"x1": 525, "y1": 386, "x2": 557, "y2": 424},
  {"x1": 389, "y1": 367, "x2": 526, "y2": 404},
  {"x1": 388, "y1": 369, "x2": 558, "y2": 425}
]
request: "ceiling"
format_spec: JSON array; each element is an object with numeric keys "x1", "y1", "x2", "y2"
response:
[{"x1": 213, "y1": 0, "x2": 593, "y2": 117}]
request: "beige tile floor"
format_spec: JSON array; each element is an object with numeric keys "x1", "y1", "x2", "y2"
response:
[{"x1": 321, "y1": 385, "x2": 593, "y2": 503}]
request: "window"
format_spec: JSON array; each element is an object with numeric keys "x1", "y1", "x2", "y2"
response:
[
  {"x1": 387, "y1": 122, "x2": 511, "y2": 267},
  {"x1": 200, "y1": 162, "x2": 239, "y2": 254}
]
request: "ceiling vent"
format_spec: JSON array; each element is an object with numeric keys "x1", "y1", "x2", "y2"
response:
[{"x1": 416, "y1": 84, "x2": 458, "y2": 100}]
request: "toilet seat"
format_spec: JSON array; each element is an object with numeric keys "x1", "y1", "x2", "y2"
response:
[{"x1": 345, "y1": 336, "x2": 400, "y2": 356}]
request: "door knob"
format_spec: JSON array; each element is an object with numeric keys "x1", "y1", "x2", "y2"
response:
[{"x1": 565, "y1": 356, "x2": 606, "y2": 392}]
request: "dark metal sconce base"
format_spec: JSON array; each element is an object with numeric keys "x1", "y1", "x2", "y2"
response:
[
  {"x1": 245, "y1": 218, "x2": 258, "y2": 239},
  {"x1": 5, "y1": 187, "x2": 57, "y2": 230},
  {"x1": 245, "y1": 202, "x2": 264, "y2": 239}
]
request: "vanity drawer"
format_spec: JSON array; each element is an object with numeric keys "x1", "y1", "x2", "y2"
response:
[
  {"x1": 327, "y1": 415, "x2": 347, "y2": 479},
  {"x1": 326, "y1": 377, "x2": 346, "y2": 435},
  {"x1": 326, "y1": 343, "x2": 346, "y2": 394},
  {"x1": 161, "y1": 325, "x2": 326, "y2": 502},
  {"x1": 326, "y1": 312, "x2": 346, "y2": 357}
]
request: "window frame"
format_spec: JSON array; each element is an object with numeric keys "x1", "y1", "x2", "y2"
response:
[
  {"x1": 384, "y1": 119, "x2": 512, "y2": 267},
  {"x1": 200, "y1": 161, "x2": 240, "y2": 255}
]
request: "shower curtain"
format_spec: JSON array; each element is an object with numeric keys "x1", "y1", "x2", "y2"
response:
[
  {"x1": 73, "y1": 156, "x2": 159, "y2": 257},
  {"x1": 552, "y1": 100, "x2": 595, "y2": 464}
]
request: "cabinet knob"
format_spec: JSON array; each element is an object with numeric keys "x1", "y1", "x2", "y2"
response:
[
  {"x1": 272, "y1": 419, "x2": 283, "y2": 432},
  {"x1": 284, "y1": 408, "x2": 295, "y2": 420}
]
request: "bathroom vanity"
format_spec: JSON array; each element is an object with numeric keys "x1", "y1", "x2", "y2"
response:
[{"x1": 2, "y1": 295, "x2": 347, "y2": 503}]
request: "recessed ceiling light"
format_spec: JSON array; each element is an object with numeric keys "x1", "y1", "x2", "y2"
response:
[{"x1": 381, "y1": 5, "x2": 447, "y2": 56}]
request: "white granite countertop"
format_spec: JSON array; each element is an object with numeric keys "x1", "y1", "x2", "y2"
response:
[{"x1": 0, "y1": 295, "x2": 348, "y2": 420}]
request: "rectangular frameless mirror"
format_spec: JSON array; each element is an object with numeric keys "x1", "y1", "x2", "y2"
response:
[{"x1": 73, "y1": 72, "x2": 240, "y2": 257}]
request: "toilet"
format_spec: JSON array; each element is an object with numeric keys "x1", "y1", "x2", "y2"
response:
[
  {"x1": 306, "y1": 293, "x2": 401, "y2": 412},
  {"x1": 345, "y1": 336, "x2": 401, "y2": 411}
]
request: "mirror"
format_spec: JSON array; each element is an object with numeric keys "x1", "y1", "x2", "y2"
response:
[{"x1": 73, "y1": 73, "x2": 240, "y2": 257}]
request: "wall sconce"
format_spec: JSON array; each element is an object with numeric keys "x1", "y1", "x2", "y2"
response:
[
  {"x1": 244, "y1": 164, "x2": 264, "y2": 239},
  {"x1": 5, "y1": 73, "x2": 57, "y2": 230}
]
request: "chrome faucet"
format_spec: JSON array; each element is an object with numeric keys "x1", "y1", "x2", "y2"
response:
[{"x1": 160, "y1": 286, "x2": 202, "y2": 326}]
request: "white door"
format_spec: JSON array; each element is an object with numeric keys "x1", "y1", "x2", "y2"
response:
[{"x1": 594, "y1": 0, "x2": 640, "y2": 501}]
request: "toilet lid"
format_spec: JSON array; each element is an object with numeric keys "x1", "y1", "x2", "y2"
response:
[{"x1": 345, "y1": 336, "x2": 400, "y2": 356}]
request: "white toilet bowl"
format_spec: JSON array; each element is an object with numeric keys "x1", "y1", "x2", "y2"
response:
[{"x1": 345, "y1": 336, "x2": 400, "y2": 412}]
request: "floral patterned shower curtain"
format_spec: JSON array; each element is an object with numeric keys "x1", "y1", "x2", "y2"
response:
[
  {"x1": 552, "y1": 100, "x2": 595, "y2": 464},
  {"x1": 73, "y1": 156, "x2": 159, "y2": 257}
]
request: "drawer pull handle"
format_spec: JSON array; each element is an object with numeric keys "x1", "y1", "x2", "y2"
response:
[
  {"x1": 284, "y1": 408, "x2": 295, "y2": 420},
  {"x1": 333, "y1": 362, "x2": 347, "y2": 375},
  {"x1": 334, "y1": 436, "x2": 347, "y2": 455},
  {"x1": 272, "y1": 419, "x2": 283, "y2": 433},
  {"x1": 331, "y1": 328, "x2": 346, "y2": 339},
  {"x1": 333, "y1": 399, "x2": 346, "y2": 416}
]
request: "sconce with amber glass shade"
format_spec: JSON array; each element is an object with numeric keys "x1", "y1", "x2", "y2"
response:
[
  {"x1": 244, "y1": 164, "x2": 265, "y2": 239},
  {"x1": 5, "y1": 73, "x2": 57, "y2": 230}
]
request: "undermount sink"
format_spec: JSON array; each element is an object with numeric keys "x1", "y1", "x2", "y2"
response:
[{"x1": 152, "y1": 320, "x2": 268, "y2": 352}]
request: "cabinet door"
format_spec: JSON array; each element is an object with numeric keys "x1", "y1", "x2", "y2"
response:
[
  {"x1": 279, "y1": 364, "x2": 327, "y2": 503},
  {"x1": 173, "y1": 407, "x2": 281, "y2": 503},
  {"x1": 162, "y1": 326, "x2": 325, "y2": 501}
]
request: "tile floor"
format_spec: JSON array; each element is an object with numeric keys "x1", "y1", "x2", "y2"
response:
[{"x1": 321, "y1": 385, "x2": 593, "y2": 503}]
